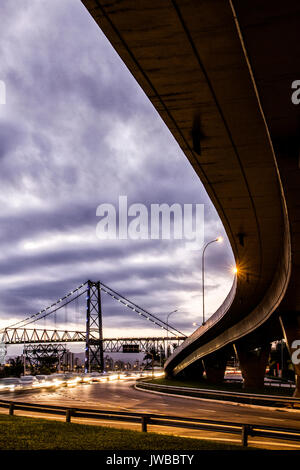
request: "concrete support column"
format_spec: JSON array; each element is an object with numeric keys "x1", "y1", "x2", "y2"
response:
[
  {"x1": 234, "y1": 342, "x2": 270, "y2": 390},
  {"x1": 279, "y1": 314, "x2": 300, "y2": 397},
  {"x1": 177, "y1": 360, "x2": 204, "y2": 380},
  {"x1": 203, "y1": 352, "x2": 227, "y2": 385}
]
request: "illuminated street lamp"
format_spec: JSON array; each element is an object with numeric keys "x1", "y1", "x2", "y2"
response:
[{"x1": 202, "y1": 237, "x2": 223, "y2": 325}]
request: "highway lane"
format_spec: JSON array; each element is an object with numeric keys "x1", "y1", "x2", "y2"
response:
[{"x1": 2, "y1": 379, "x2": 300, "y2": 449}]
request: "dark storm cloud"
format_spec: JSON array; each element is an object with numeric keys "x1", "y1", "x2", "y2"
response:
[{"x1": 0, "y1": 0, "x2": 234, "y2": 336}]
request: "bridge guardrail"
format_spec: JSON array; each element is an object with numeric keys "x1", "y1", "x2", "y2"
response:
[
  {"x1": 135, "y1": 380, "x2": 300, "y2": 407},
  {"x1": 0, "y1": 398, "x2": 300, "y2": 447}
]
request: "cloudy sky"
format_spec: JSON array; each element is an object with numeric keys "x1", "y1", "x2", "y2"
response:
[{"x1": 0, "y1": 0, "x2": 235, "y2": 349}]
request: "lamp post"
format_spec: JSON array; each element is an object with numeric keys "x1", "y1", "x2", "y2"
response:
[
  {"x1": 151, "y1": 351, "x2": 154, "y2": 378},
  {"x1": 23, "y1": 342, "x2": 26, "y2": 376},
  {"x1": 202, "y1": 237, "x2": 223, "y2": 325},
  {"x1": 166, "y1": 309, "x2": 178, "y2": 358}
]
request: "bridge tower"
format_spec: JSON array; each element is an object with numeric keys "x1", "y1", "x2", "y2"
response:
[{"x1": 85, "y1": 280, "x2": 104, "y2": 373}]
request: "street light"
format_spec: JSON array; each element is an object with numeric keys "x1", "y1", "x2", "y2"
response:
[
  {"x1": 202, "y1": 237, "x2": 223, "y2": 325},
  {"x1": 23, "y1": 343, "x2": 26, "y2": 376}
]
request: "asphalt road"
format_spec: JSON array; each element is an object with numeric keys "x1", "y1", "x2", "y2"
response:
[{"x1": 2, "y1": 379, "x2": 300, "y2": 450}]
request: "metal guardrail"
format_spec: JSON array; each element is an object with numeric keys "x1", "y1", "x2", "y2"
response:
[
  {"x1": 0, "y1": 398, "x2": 300, "y2": 447},
  {"x1": 225, "y1": 376, "x2": 296, "y2": 390},
  {"x1": 136, "y1": 380, "x2": 300, "y2": 407}
]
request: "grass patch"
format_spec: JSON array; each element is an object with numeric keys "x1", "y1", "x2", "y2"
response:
[
  {"x1": 0, "y1": 414, "x2": 249, "y2": 450},
  {"x1": 145, "y1": 377, "x2": 295, "y2": 397}
]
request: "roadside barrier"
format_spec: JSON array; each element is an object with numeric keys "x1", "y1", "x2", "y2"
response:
[
  {"x1": 136, "y1": 380, "x2": 300, "y2": 408},
  {"x1": 0, "y1": 398, "x2": 300, "y2": 447}
]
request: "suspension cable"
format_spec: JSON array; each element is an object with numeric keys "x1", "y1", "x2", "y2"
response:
[
  {"x1": 99, "y1": 281, "x2": 185, "y2": 337},
  {"x1": 2, "y1": 283, "x2": 88, "y2": 331},
  {"x1": 2, "y1": 279, "x2": 184, "y2": 337}
]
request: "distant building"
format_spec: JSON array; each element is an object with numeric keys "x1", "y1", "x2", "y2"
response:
[
  {"x1": 74, "y1": 357, "x2": 82, "y2": 369},
  {"x1": 62, "y1": 351, "x2": 74, "y2": 370},
  {"x1": 104, "y1": 355, "x2": 114, "y2": 370},
  {"x1": 114, "y1": 360, "x2": 124, "y2": 370}
]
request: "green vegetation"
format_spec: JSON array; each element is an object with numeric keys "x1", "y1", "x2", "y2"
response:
[
  {"x1": 145, "y1": 377, "x2": 295, "y2": 397},
  {"x1": 0, "y1": 414, "x2": 250, "y2": 450},
  {"x1": 0, "y1": 357, "x2": 24, "y2": 378}
]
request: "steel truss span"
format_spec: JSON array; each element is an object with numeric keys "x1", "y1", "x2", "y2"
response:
[
  {"x1": 102, "y1": 337, "x2": 185, "y2": 353},
  {"x1": 24, "y1": 344, "x2": 67, "y2": 367},
  {"x1": 1, "y1": 328, "x2": 184, "y2": 351},
  {"x1": 1, "y1": 328, "x2": 87, "y2": 344}
]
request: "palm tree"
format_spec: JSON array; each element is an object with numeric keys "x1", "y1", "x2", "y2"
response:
[
  {"x1": 8, "y1": 356, "x2": 24, "y2": 377},
  {"x1": 143, "y1": 348, "x2": 161, "y2": 369}
]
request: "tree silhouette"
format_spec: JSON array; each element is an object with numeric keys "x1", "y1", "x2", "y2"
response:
[
  {"x1": 8, "y1": 357, "x2": 24, "y2": 377},
  {"x1": 143, "y1": 348, "x2": 162, "y2": 369}
]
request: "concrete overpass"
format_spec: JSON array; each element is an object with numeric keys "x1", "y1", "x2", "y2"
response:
[{"x1": 81, "y1": 0, "x2": 300, "y2": 394}]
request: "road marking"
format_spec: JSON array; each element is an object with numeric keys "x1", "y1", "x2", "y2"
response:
[
  {"x1": 248, "y1": 439, "x2": 300, "y2": 449},
  {"x1": 260, "y1": 417, "x2": 285, "y2": 422},
  {"x1": 197, "y1": 409, "x2": 216, "y2": 413}
]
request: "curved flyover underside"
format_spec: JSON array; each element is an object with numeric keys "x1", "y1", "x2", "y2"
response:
[{"x1": 82, "y1": 1, "x2": 300, "y2": 380}]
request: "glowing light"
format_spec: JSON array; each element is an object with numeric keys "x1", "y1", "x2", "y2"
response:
[
  {"x1": 233, "y1": 266, "x2": 238, "y2": 274},
  {"x1": 83, "y1": 377, "x2": 92, "y2": 383},
  {"x1": 108, "y1": 374, "x2": 118, "y2": 381},
  {"x1": 153, "y1": 371, "x2": 165, "y2": 377},
  {"x1": 217, "y1": 236, "x2": 223, "y2": 243}
]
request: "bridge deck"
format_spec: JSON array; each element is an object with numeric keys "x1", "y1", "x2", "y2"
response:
[{"x1": 81, "y1": 0, "x2": 298, "y2": 377}]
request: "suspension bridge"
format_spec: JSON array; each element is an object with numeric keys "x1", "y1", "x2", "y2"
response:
[{"x1": 0, "y1": 280, "x2": 186, "y2": 372}]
